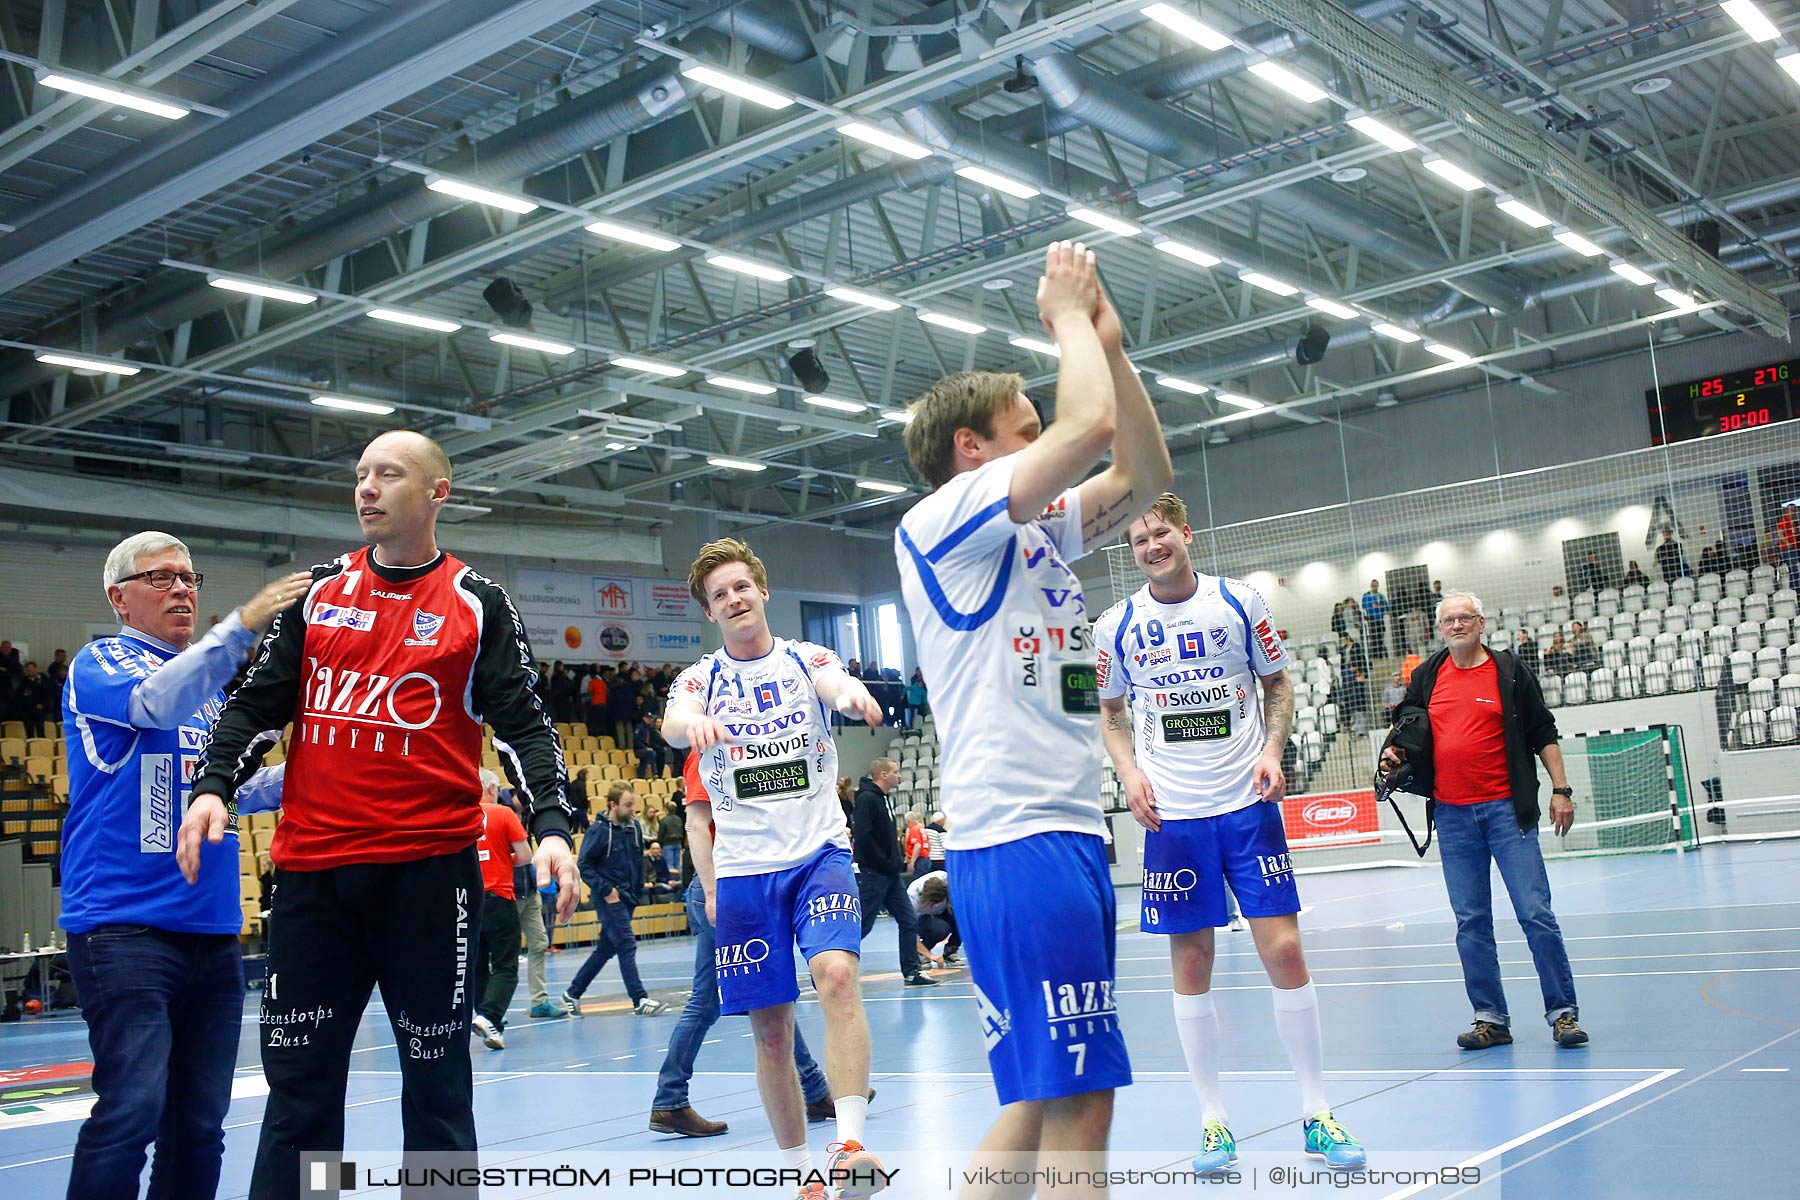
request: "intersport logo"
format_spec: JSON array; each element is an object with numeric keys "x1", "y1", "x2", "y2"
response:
[{"x1": 1302, "y1": 800, "x2": 1357, "y2": 827}]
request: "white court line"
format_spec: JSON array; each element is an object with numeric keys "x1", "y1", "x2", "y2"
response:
[
  {"x1": 346, "y1": 1066, "x2": 1667, "y2": 1079},
  {"x1": 1742, "y1": 1067, "x2": 1790, "y2": 1072},
  {"x1": 1111, "y1": 924, "x2": 1800, "y2": 962},
  {"x1": 1380, "y1": 1068, "x2": 1682, "y2": 1200}
]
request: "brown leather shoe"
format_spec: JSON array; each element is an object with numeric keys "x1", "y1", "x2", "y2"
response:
[
  {"x1": 805, "y1": 1087, "x2": 877, "y2": 1123},
  {"x1": 648, "y1": 1106, "x2": 728, "y2": 1137}
]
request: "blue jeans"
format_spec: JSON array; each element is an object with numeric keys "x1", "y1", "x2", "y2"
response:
[
  {"x1": 568, "y1": 899, "x2": 647, "y2": 1004},
  {"x1": 663, "y1": 843, "x2": 682, "y2": 876},
  {"x1": 652, "y1": 879, "x2": 831, "y2": 1111},
  {"x1": 65, "y1": 925, "x2": 245, "y2": 1200},
  {"x1": 1435, "y1": 799, "x2": 1579, "y2": 1027}
]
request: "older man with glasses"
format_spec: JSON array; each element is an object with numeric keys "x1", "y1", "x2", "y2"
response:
[
  {"x1": 1380, "y1": 591, "x2": 1588, "y2": 1051},
  {"x1": 58, "y1": 532, "x2": 310, "y2": 1200}
]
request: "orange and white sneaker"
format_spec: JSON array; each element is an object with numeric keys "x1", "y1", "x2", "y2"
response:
[
  {"x1": 825, "y1": 1140, "x2": 889, "y2": 1199},
  {"x1": 794, "y1": 1183, "x2": 829, "y2": 1200}
]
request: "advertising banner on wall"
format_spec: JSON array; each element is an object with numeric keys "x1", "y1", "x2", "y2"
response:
[
  {"x1": 1280, "y1": 788, "x2": 1382, "y2": 849},
  {"x1": 513, "y1": 569, "x2": 703, "y2": 662}
]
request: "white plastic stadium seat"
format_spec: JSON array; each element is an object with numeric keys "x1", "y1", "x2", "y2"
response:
[
  {"x1": 1767, "y1": 617, "x2": 1793, "y2": 650},
  {"x1": 1647, "y1": 581, "x2": 1671, "y2": 609},
  {"x1": 1757, "y1": 647, "x2": 1784, "y2": 680},
  {"x1": 1750, "y1": 677, "x2": 1777, "y2": 712},
  {"x1": 1746, "y1": 593, "x2": 1771, "y2": 624},
  {"x1": 1736, "y1": 621, "x2": 1762, "y2": 655},
  {"x1": 1717, "y1": 596, "x2": 1743, "y2": 627},
  {"x1": 1588, "y1": 667, "x2": 1614, "y2": 703},
  {"x1": 1671, "y1": 658, "x2": 1699, "y2": 692},
  {"x1": 1654, "y1": 631, "x2": 1680, "y2": 663},
  {"x1": 1540, "y1": 675, "x2": 1562, "y2": 707},
  {"x1": 1702, "y1": 653, "x2": 1726, "y2": 688},
  {"x1": 1753, "y1": 564, "x2": 1777, "y2": 594},
  {"x1": 1320, "y1": 704, "x2": 1340, "y2": 736},
  {"x1": 1562, "y1": 673, "x2": 1588, "y2": 705},
  {"x1": 1730, "y1": 649, "x2": 1756, "y2": 685},
  {"x1": 1611, "y1": 613, "x2": 1638, "y2": 642},
  {"x1": 1644, "y1": 660, "x2": 1671, "y2": 695},
  {"x1": 1621, "y1": 584, "x2": 1646, "y2": 613},
  {"x1": 1602, "y1": 639, "x2": 1627, "y2": 671},
  {"x1": 1596, "y1": 588, "x2": 1620, "y2": 617},
  {"x1": 1680, "y1": 628, "x2": 1706, "y2": 661},
  {"x1": 1780, "y1": 674, "x2": 1800, "y2": 709},
  {"x1": 1549, "y1": 599, "x2": 1571, "y2": 625},
  {"x1": 1725, "y1": 569, "x2": 1750, "y2": 599},
  {"x1": 1708, "y1": 626, "x2": 1734, "y2": 658},
  {"x1": 1302, "y1": 729, "x2": 1325, "y2": 764},
  {"x1": 1627, "y1": 635, "x2": 1654, "y2": 669},
  {"x1": 1774, "y1": 589, "x2": 1799, "y2": 620},
  {"x1": 1572, "y1": 592, "x2": 1596, "y2": 621},
  {"x1": 1789, "y1": 644, "x2": 1800, "y2": 675},
  {"x1": 1671, "y1": 576, "x2": 1697, "y2": 607},
  {"x1": 1614, "y1": 665, "x2": 1641, "y2": 699},
  {"x1": 1526, "y1": 605, "x2": 1547, "y2": 629},
  {"x1": 1690, "y1": 599, "x2": 1715, "y2": 631},
  {"x1": 1698, "y1": 573, "x2": 1723, "y2": 602},
  {"x1": 1735, "y1": 708, "x2": 1769, "y2": 748},
  {"x1": 1663, "y1": 604, "x2": 1688, "y2": 634},
  {"x1": 1769, "y1": 705, "x2": 1797, "y2": 744},
  {"x1": 1637, "y1": 609, "x2": 1662, "y2": 638}
]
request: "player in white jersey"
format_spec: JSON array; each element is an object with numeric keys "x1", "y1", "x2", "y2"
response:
[
  {"x1": 662, "y1": 538, "x2": 891, "y2": 1200},
  {"x1": 895, "y1": 241, "x2": 1172, "y2": 1197},
  {"x1": 1093, "y1": 494, "x2": 1366, "y2": 1173}
]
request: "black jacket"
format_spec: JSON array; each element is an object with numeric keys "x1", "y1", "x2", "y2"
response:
[
  {"x1": 1395, "y1": 647, "x2": 1560, "y2": 830},
  {"x1": 851, "y1": 777, "x2": 901, "y2": 876},
  {"x1": 580, "y1": 814, "x2": 644, "y2": 906}
]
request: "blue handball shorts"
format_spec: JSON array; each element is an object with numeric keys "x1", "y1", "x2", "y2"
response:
[
  {"x1": 713, "y1": 844, "x2": 862, "y2": 1015},
  {"x1": 1141, "y1": 803, "x2": 1301, "y2": 934},
  {"x1": 947, "y1": 831, "x2": 1133, "y2": 1105}
]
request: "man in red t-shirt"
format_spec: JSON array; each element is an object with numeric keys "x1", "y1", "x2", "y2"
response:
[
  {"x1": 472, "y1": 770, "x2": 530, "y2": 1050},
  {"x1": 1382, "y1": 591, "x2": 1587, "y2": 1052},
  {"x1": 587, "y1": 669, "x2": 609, "y2": 737}
]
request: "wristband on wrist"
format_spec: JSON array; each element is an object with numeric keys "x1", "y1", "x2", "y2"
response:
[{"x1": 1552, "y1": 786, "x2": 1573, "y2": 797}]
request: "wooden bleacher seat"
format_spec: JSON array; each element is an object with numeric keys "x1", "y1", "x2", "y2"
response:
[
  {"x1": 23, "y1": 756, "x2": 52, "y2": 781},
  {"x1": 0, "y1": 721, "x2": 24, "y2": 739},
  {"x1": 25, "y1": 737, "x2": 54, "y2": 759},
  {"x1": 0, "y1": 738, "x2": 25, "y2": 763}
]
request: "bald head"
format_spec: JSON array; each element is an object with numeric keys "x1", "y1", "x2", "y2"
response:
[
  {"x1": 367, "y1": 430, "x2": 451, "y2": 484},
  {"x1": 355, "y1": 430, "x2": 453, "y2": 558}
]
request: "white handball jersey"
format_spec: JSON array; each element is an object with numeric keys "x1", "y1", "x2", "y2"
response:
[
  {"x1": 670, "y1": 638, "x2": 850, "y2": 877},
  {"x1": 896, "y1": 453, "x2": 1105, "y2": 851},
  {"x1": 1092, "y1": 572, "x2": 1290, "y2": 820}
]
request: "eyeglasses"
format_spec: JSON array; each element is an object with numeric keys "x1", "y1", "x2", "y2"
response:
[
  {"x1": 1438, "y1": 614, "x2": 1481, "y2": 628},
  {"x1": 118, "y1": 569, "x2": 204, "y2": 591}
]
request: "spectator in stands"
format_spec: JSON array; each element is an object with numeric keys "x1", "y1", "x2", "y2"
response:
[
  {"x1": 1777, "y1": 504, "x2": 1800, "y2": 583},
  {"x1": 1329, "y1": 600, "x2": 1351, "y2": 640},
  {"x1": 633, "y1": 712, "x2": 663, "y2": 779},
  {"x1": 257, "y1": 852, "x2": 276, "y2": 913},
  {"x1": 563, "y1": 782, "x2": 668, "y2": 1017},
  {"x1": 1543, "y1": 632, "x2": 1574, "y2": 677},
  {"x1": 586, "y1": 668, "x2": 609, "y2": 737},
  {"x1": 1567, "y1": 621, "x2": 1599, "y2": 672},
  {"x1": 1576, "y1": 552, "x2": 1607, "y2": 595},
  {"x1": 607, "y1": 666, "x2": 640, "y2": 750},
  {"x1": 1380, "y1": 671, "x2": 1406, "y2": 724},
  {"x1": 656, "y1": 797, "x2": 685, "y2": 877},
  {"x1": 16, "y1": 661, "x2": 53, "y2": 738},
  {"x1": 837, "y1": 776, "x2": 855, "y2": 829},
  {"x1": 1513, "y1": 629, "x2": 1540, "y2": 676},
  {"x1": 903, "y1": 811, "x2": 931, "y2": 880},
  {"x1": 1361, "y1": 580, "x2": 1389, "y2": 658},
  {"x1": 1380, "y1": 590, "x2": 1586, "y2": 1051},
  {"x1": 46, "y1": 648, "x2": 69, "y2": 692},
  {"x1": 63, "y1": 531, "x2": 308, "y2": 1200},
  {"x1": 565, "y1": 767, "x2": 592, "y2": 831},
  {"x1": 0, "y1": 639, "x2": 20, "y2": 698},
  {"x1": 925, "y1": 810, "x2": 948, "y2": 874},
  {"x1": 908, "y1": 871, "x2": 960, "y2": 967},
  {"x1": 1654, "y1": 528, "x2": 1689, "y2": 582},
  {"x1": 1622, "y1": 561, "x2": 1649, "y2": 589},
  {"x1": 1400, "y1": 605, "x2": 1430, "y2": 658},
  {"x1": 1700, "y1": 537, "x2": 1727, "y2": 576},
  {"x1": 904, "y1": 670, "x2": 928, "y2": 729},
  {"x1": 1400, "y1": 650, "x2": 1423, "y2": 684},
  {"x1": 852, "y1": 758, "x2": 935, "y2": 987},
  {"x1": 1338, "y1": 632, "x2": 1372, "y2": 733},
  {"x1": 470, "y1": 769, "x2": 530, "y2": 1050}
]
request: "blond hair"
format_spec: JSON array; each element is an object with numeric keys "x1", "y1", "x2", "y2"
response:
[
  {"x1": 687, "y1": 538, "x2": 769, "y2": 611},
  {"x1": 1144, "y1": 492, "x2": 1188, "y2": 530},
  {"x1": 904, "y1": 371, "x2": 1025, "y2": 488}
]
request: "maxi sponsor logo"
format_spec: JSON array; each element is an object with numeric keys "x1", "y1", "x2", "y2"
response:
[
  {"x1": 716, "y1": 937, "x2": 770, "y2": 974},
  {"x1": 1162, "y1": 711, "x2": 1230, "y2": 742},
  {"x1": 733, "y1": 759, "x2": 809, "y2": 798},
  {"x1": 1142, "y1": 868, "x2": 1198, "y2": 894},
  {"x1": 731, "y1": 732, "x2": 811, "y2": 762},
  {"x1": 1302, "y1": 799, "x2": 1358, "y2": 827},
  {"x1": 1152, "y1": 684, "x2": 1231, "y2": 708}
]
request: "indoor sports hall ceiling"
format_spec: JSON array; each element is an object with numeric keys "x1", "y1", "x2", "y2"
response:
[{"x1": 1, "y1": 0, "x2": 1797, "y2": 538}]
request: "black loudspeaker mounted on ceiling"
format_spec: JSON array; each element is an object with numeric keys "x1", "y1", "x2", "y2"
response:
[
  {"x1": 1296, "y1": 321, "x2": 1331, "y2": 367},
  {"x1": 788, "y1": 347, "x2": 832, "y2": 393},
  {"x1": 483, "y1": 277, "x2": 534, "y2": 328},
  {"x1": 1689, "y1": 220, "x2": 1722, "y2": 259}
]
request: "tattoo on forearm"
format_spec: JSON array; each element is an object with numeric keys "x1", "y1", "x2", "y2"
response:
[
  {"x1": 1084, "y1": 488, "x2": 1137, "y2": 543},
  {"x1": 1262, "y1": 673, "x2": 1295, "y2": 753},
  {"x1": 1105, "y1": 711, "x2": 1131, "y2": 730}
]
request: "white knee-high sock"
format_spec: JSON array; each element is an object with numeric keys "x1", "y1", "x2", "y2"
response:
[
  {"x1": 1271, "y1": 980, "x2": 1328, "y2": 1119},
  {"x1": 1172, "y1": 990, "x2": 1227, "y2": 1126},
  {"x1": 834, "y1": 1093, "x2": 868, "y2": 1145}
]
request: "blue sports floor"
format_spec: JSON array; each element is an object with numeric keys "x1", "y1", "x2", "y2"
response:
[{"x1": 3, "y1": 841, "x2": 1796, "y2": 1198}]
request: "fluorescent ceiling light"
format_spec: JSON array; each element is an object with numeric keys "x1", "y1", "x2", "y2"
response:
[
  {"x1": 1496, "y1": 199, "x2": 1552, "y2": 228},
  {"x1": 1215, "y1": 392, "x2": 1265, "y2": 410},
  {"x1": 1009, "y1": 335, "x2": 1061, "y2": 357},
  {"x1": 1157, "y1": 376, "x2": 1210, "y2": 395},
  {"x1": 311, "y1": 394, "x2": 396, "y2": 416},
  {"x1": 605, "y1": 442, "x2": 627, "y2": 450},
  {"x1": 918, "y1": 311, "x2": 987, "y2": 335},
  {"x1": 1239, "y1": 271, "x2": 1299, "y2": 296},
  {"x1": 856, "y1": 479, "x2": 908, "y2": 494},
  {"x1": 585, "y1": 220, "x2": 681, "y2": 252},
  {"x1": 1346, "y1": 113, "x2": 1416, "y2": 152},
  {"x1": 1140, "y1": 4, "x2": 1233, "y2": 50},
  {"x1": 706, "y1": 253, "x2": 793, "y2": 282},
  {"x1": 36, "y1": 72, "x2": 189, "y2": 119},
  {"x1": 803, "y1": 395, "x2": 868, "y2": 413},
  {"x1": 1721, "y1": 1, "x2": 1781, "y2": 42},
  {"x1": 836, "y1": 121, "x2": 932, "y2": 160},
  {"x1": 611, "y1": 355, "x2": 687, "y2": 377},
  {"x1": 680, "y1": 63, "x2": 794, "y2": 109},
  {"x1": 1154, "y1": 238, "x2": 1222, "y2": 267},
  {"x1": 207, "y1": 275, "x2": 316, "y2": 304},
  {"x1": 1423, "y1": 157, "x2": 1486, "y2": 191},
  {"x1": 1247, "y1": 60, "x2": 1329, "y2": 104},
  {"x1": 1779, "y1": 50, "x2": 1800, "y2": 85},
  {"x1": 1610, "y1": 261, "x2": 1657, "y2": 287},
  {"x1": 825, "y1": 286, "x2": 901, "y2": 311},
  {"x1": 1656, "y1": 287, "x2": 1699, "y2": 311},
  {"x1": 1305, "y1": 297, "x2": 1359, "y2": 320},
  {"x1": 1066, "y1": 207, "x2": 1142, "y2": 237},
  {"x1": 366, "y1": 308, "x2": 461, "y2": 333},
  {"x1": 1371, "y1": 321, "x2": 1422, "y2": 343},
  {"x1": 1425, "y1": 343, "x2": 1473, "y2": 363},
  {"x1": 425, "y1": 177, "x2": 538, "y2": 214},
  {"x1": 705, "y1": 374, "x2": 778, "y2": 395},
  {"x1": 1554, "y1": 229, "x2": 1605, "y2": 257},
  {"x1": 879, "y1": 409, "x2": 914, "y2": 423},
  {"x1": 708, "y1": 456, "x2": 768, "y2": 472},
  {"x1": 35, "y1": 352, "x2": 140, "y2": 376},
  {"x1": 489, "y1": 331, "x2": 575, "y2": 356},
  {"x1": 954, "y1": 165, "x2": 1039, "y2": 198}
]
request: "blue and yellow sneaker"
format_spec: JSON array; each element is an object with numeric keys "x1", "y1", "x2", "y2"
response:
[
  {"x1": 1191, "y1": 1119, "x2": 1238, "y2": 1174},
  {"x1": 1303, "y1": 1111, "x2": 1366, "y2": 1169}
]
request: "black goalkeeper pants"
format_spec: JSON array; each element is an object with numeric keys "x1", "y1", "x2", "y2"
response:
[{"x1": 250, "y1": 846, "x2": 482, "y2": 1200}]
